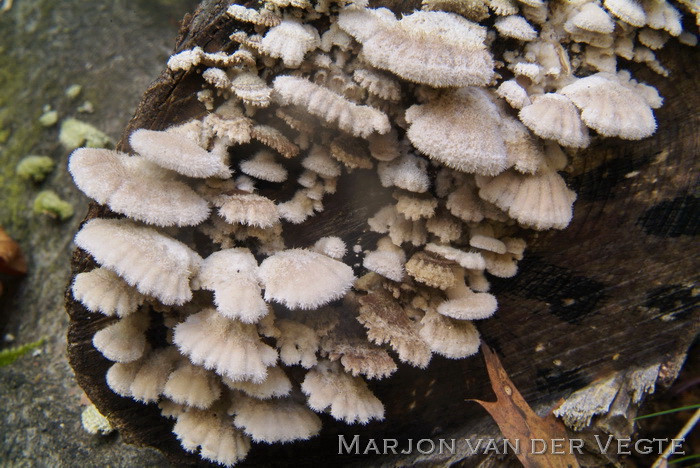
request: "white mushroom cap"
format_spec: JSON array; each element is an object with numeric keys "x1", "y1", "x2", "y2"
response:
[
  {"x1": 425, "y1": 213, "x2": 463, "y2": 243},
  {"x1": 500, "y1": 116, "x2": 546, "y2": 174},
  {"x1": 174, "y1": 409, "x2": 251, "y2": 466},
  {"x1": 302, "y1": 145, "x2": 342, "y2": 178},
  {"x1": 560, "y1": 73, "x2": 656, "y2": 140},
  {"x1": 645, "y1": 0, "x2": 682, "y2": 36},
  {"x1": 239, "y1": 150, "x2": 288, "y2": 183},
  {"x1": 277, "y1": 319, "x2": 320, "y2": 368},
  {"x1": 393, "y1": 192, "x2": 438, "y2": 221},
  {"x1": 352, "y1": 69, "x2": 402, "y2": 101},
  {"x1": 425, "y1": 243, "x2": 486, "y2": 270},
  {"x1": 377, "y1": 154, "x2": 430, "y2": 193},
  {"x1": 68, "y1": 149, "x2": 211, "y2": 227},
  {"x1": 566, "y1": 2, "x2": 615, "y2": 34},
  {"x1": 260, "y1": 19, "x2": 320, "y2": 68},
  {"x1": 337, "y1": 8, "x2": 494, "y2": 87},
  {"x1": 173, "y1": 309, "x2": 278, "y2": 383},
  {"x1": 358, "y1": 291, "x2": 432, "y2": 368},
  {"x1": 277, "y1": 190, "x2": 316, "y2": 224},
  {"x1": 301, "y1": 360, "x2": 385, "y2": 424},
  {"x1": 164, "y1": 362, "x2": 223, "y2": 409},
  {"x1": 405, "y1": 88, "x2": 509, "y2": 176},
  {"x1": 93, "y1": 313, "x2": 149, "y2": 363},
  {"x1": 446, "y1": 183, "x2": 485, "y2": 223},
  {"x1": 226, "y1": 4, "x2": 281, "y2": 27},
  {"x1": 129, "y1": 128, "x2": 231, "y2": 179},
  {"x1": 106, "y1": 347, "x2": 180, "y2": 402},
  {"x1": 218, "y1": 193, "x2": 280, "y2": 229},
  {"x1": 230, "y1": 394, "x2": 322, "y2": 443},
  {"x1": 258, "y1": 249, "x2": 355, "y2": 310},
  {"x1": 72, "y1": 267, "x2": 145, "y2": 317},
  {"x1": 419, "y1": 310, "x2": 481, "y2": 358},
  {"x1": 223, "y1": 366, "x2": 292, "y2": 399},
  {"x1": 231, "y1": 72, "x2": 273, "y2": 107},
  {"x1": 519, "y1": 93, "x2": 591, "y2": 148},
  {"x1": 603, "y1": 0, "x2": 646, "y2": 26},
  {"x1": 496, "y1": 79, "x2": 531, "y2": 110},
  {"x1": 437, "y1": 267, "x2": 498, "y2": 320},
  {"x1": 478, "y1": 167, "x2": 577, "y2": 230},
  {"x1": 362, "y1": 236, "x2": 406, "y2": 282},
  {"x1": 494, "y1": 15, "x2": 538, "y2": 41},
  {"x1": 74, "y1": 219, "x2": 203, "y2": 305},
  {"x1": 273, "y1": 75, "x2": 390, "y2": 138},
  {"x1": 312, "y1": 236, "x2": 347, "y2": 259},
  {"x1": 197, "y1": 249, "x2": 268, "y2": 323}
]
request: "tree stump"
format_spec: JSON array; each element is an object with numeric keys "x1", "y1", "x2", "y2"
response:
[{"x1": 66, "y1": 1, "x2": 700, "y2": 466}]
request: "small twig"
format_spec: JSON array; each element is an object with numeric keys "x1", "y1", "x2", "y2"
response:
[{"x1": 651, "y1": 407, "x2": 700, "y2": 468}]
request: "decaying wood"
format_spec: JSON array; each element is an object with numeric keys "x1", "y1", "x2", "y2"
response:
[{"x1": 66, "y1": 1, "x2": 699, "y2": 466}]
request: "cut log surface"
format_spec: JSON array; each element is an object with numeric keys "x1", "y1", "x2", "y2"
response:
[{"x1": 66, "y1": 1, "x2": 699, "y2": 466}]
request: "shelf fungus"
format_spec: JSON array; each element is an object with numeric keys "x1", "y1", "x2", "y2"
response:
[{"x1": 67, "y1": 0, "x2": 694, "y2": 465}]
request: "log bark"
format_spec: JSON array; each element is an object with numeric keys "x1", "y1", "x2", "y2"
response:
[{"x1": 65, "y1": 1, "x2": 700, "y2": 466}]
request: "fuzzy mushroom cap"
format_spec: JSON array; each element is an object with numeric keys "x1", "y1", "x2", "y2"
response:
[
  {"x1": 231, "y1": 395, "x2": 322, "y2": 443},
  {"x1": 338, "y1": 8, "x2": 494, "y2": 87},
  {"x1": 301, "y1": 360, "x2": 385, "y2": 424},
  {"x1": 560, "y1": 73, "x2": 656, "y2": 140},
  {"x1": 405, "y1": 88, "x2": 509, "y2": 176},
  {"x1": 519, "y1": 94, "x2": 590, "y2": 148},
  {"x1": 129, "y1": 128, "x2": 231, "y2": 178},
  {"x1": 173, "y1": 409, "x2": 251, "y2": 466},
  {"x1": 74, "y1": 218, "x2": 203, "y2": 305},
  {"x1": 72, "y1": 267, "x2": 145, "y2": 317},
  {"x1": 258, "y1": 249, "x2": 355, "y2": 310},
  {"x1": 68, "y1": 148, "x2": 211, "y2": 227}
]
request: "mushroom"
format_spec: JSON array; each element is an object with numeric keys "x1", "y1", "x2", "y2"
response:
[
  {"x1": 437, "y1": 266, "x2": 498, "y2": 320},
  {"x1": 163, "y1": 362, "x2": 223, "y2": 409},
  {"x1": 173, "y1": 409, "x2": 251, "y2": 466},
  {"x1": 362, "y1": 236, "x2": 406, "y2": 282},
  {"x1": 260, "y1": 18, "x2": 320, "y2": 68},
  {"x1": 223, "y1": 366, "x2": 292, "y2": 399},
  {"x1": 71, "y1": 267, "x2": 145, "y2": 317},
  {"x1": 258, "y1": 249, "x2": 355, "y2": 310},
  {"x1": 519, "y1": 94, "x2": 591, "y2": 148},
  {"x1": 129, "y1": 128, "x2": 231, "y2": 179},
  {"x1": 230, "y1": 394, "x2": 322, "y2": 443},
  {"x1": 273, "y1": 75, "x2": 390, "y2": 138},
  {"x1": 276, "y1": 319, "x2": 320, "y2": 368},
  {"x1": 68, "y1": 148, "x2": 211, "y2": 227},
  {"x1": 337, "y1": 8, "x2": 494, "y2": 87},
  {"x1": 93, "y1": 313, "x2": 149, "y2": 363},
  {"x1": 301, "y1": 360, "x2": 384, "y2": 424},
  {"x1": 173, "y1": 309, "x2": 278, "y2": 383},
  {"x1": 74, "y1": 219, "x2": 203, "y2": 305},
  {"x1": 419, "y1": 309, "x2": 481, "y2": 358},
  {"x1": 196, "y1": 249, "x2": 268, "y2": 323},
  {"x1": 239, "y1": 150, "x2": 288, "y2": 183}
]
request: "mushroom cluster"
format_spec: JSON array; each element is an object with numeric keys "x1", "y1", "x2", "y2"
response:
[{"x1": 69, "y1": 0, "x2": 695, "y2": 465}]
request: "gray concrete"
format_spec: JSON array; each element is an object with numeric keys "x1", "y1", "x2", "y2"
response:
[{"x1": 0, "y1": 1, "x2": 198, "y2": 465}]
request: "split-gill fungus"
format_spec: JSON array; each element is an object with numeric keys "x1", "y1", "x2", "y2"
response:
[{"x1": 67, "y1": 0, "x2": 696, "y2": 465}]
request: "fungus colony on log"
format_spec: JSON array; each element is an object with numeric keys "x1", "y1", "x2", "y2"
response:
[{"x1": 69, "y1": 0, "x2": 695, "y2": 465}]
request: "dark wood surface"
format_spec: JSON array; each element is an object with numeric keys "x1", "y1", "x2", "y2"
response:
[{"x1": 66, "y1": 1, "x2": 700, "y2": 466}]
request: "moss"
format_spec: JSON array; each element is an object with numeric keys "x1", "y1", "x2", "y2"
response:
[
  {"x1": 32, "y1": 190, "x2": 74, "y2": 220},
  {"x1": 0, "y1": 337, "x2": 47, "y2": 367},
  {"x1": 16, "y1": 155, "x2": 55, "y2": 182},
  {"x1": 0, "y1": 52, "x2": 45, "y2": 232},
  {"x1": 59, "y1": 117, "x2": 113, "y2": 150}
]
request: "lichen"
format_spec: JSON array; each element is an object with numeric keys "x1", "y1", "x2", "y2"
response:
[
  {"x1": 59, "y1": 118, "x2": 113, "y2": 150},
  {"x1": 16, "y1": 155, "x2": 55, "y2": 182},
  {"x1": 32, "y1": 190, "x2": 74, "y2": 220}
]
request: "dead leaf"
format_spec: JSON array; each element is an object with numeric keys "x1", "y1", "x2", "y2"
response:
[
  {"x1": 0, "y1": 227, "x2": 28, "y2": 276},
  {"x1": 470, "y1": 345, "x2": 581, "y2": 468}
]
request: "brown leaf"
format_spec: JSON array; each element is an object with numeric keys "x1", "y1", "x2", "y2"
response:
[
  {"x1": 0, "y1": 227, "x2": 27, "y2": 276},
  {"x1": 471, "y1": 345, "x2": 580, "y2": 468}
]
